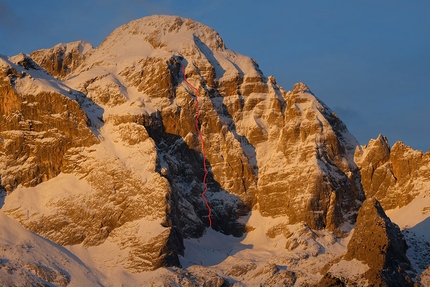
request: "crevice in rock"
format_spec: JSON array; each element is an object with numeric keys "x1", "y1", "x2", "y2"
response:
[{"x1": 145, "y1": 114, "x2": 248, "y2": 238}]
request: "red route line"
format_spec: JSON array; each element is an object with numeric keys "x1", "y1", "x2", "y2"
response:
[{"x1": 181, "y1": 65, "x2": 212, "y2": 227}]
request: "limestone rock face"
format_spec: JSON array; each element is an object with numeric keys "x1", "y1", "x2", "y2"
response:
[
  {"x1": 254, "y1": 83, "x2": 364, "y2": 233},
  {"x1": 30, "y1": 41, "x2": 94, "y2": 79},
  {"x1": 0, "y1": 54, "x2": 97, "y2": 193},
  {"x1": 355, "y1": 134, "x2": 430, "y2": 209},
  {"x1": 0, "y1": 53, "x2": 183, "y2": 272},
  {"x1": 321, "y1": 198, "x2": 414, "y2": 286}
]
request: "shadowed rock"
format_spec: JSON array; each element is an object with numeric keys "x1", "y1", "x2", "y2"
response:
[{"x1": 321, "y1": 197, "x2": 415, "y2": 286}]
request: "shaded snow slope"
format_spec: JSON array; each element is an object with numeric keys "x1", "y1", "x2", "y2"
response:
[
  {"x1": 0, "y1": 211, "x2": 102, "y2": 286},
  {"x1": 387, "y1": 193, "x2": 430, "y2": 278}
]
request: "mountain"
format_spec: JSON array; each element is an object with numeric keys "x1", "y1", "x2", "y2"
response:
[{"x1": 1, "y1": 15, "x2": 429, "y2": 286}]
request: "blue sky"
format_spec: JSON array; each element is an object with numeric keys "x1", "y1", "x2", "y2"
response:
[{"x1": 1, "y1": 0, "x2": 429, "y2": 151}]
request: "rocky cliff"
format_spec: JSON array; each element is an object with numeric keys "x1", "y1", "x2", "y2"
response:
[
  {"x1": 355, "y1": 134, "x2": 430, "y2": 210},
  {"x1": 0, "y1": 15, "x2": 429, "y2": 286},
  {"x1": 320, "y1": 198, "x2": 414, "y2": 286},
  {"x1": 0, "y1": 53, "x2": 97, "y2": 192},
  {"x1": 30, "y1": 41, "x2": 94, "y2": 80}
]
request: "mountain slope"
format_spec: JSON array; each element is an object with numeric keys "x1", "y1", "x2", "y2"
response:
[{"x1": 0, "y1": 211, "x2": 102, "y2": 286}]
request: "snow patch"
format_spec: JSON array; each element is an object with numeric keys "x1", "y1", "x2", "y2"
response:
[
  {"x1": 3, "y1": 173, "x2": 92, "y2": 218},
  {"x1": 328, "y1": 258, "x2": 370, "y2": 284}
]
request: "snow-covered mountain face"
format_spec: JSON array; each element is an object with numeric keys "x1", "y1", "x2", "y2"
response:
[{"x1": 0, "y1": 15, "x2": 429, "y2": 286}]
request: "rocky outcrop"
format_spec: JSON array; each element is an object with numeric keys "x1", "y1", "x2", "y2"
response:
[
  {"x1": 253, "y1": 83, "x2": 364, "y2": 233},
  {"x1": 30, "y1": 41, "x2": 93, "y2": 79},
  {"x1": 119, "y1": 57, "x2": 180, "y2": 100},
  {"x1": 321, "y1": 198, "x2": 414, "y2": 286},
  {"x1": 0, "y1": 56, "x2": 97, "y2": 193},
  {"x1": 355, "y1": 135, "x2": 430, "y2": 210}
]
